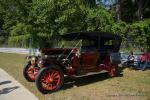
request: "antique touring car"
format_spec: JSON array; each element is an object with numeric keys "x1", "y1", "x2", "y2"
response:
[{"x1": 23, "y1": 32, "x2": 122, "y2": 94}]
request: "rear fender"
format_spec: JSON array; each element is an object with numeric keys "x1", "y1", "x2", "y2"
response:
[{"x1": 110, "y1": 53, "x2": 121, "y2": 64}]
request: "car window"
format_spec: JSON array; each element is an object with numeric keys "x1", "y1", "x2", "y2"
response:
[
  {"x1": 99, "y1": 38, "x2": 115, "y2": 51},
  {"x1": 82, "y1": 40, "x2": 95, "y2": 47},
  {"x1": 60, "y1": 40, "x2": 82, "y2": 48},
  {"x1": 104, "y1": 40, "x2": 113, "y2": 46},
  {"x1": 81, "y1": 39, "x2": 97, "y2": 52}
]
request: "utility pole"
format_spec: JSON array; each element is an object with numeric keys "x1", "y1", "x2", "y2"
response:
[
  {"x1": 29, "y1": 37, "x2": 32, "y2": 55},
  {"x1": 136, "y1": 0, "x2": 143, "y2": 21}
]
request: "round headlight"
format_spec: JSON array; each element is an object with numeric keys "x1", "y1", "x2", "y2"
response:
[{"x1": 38, "y1": 60, "x2": 44, "y2": 68}]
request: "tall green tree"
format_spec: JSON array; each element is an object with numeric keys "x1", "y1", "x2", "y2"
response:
[
  {"x1": 130, "y1": 19, "x2": 150, "y2": 49},
  {"x1": 0, "y1": 0, "x2": 114, "y2": 47}
]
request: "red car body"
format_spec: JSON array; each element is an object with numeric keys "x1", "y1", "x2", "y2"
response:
[{"x1": 23, "y1": 32, "x2": 122, "y2": 94}]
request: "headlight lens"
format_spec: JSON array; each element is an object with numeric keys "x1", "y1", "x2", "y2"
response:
[
  {"x1": 31, "y1": 57, "x2": 36, "y2": 64},
  {"x1": 38, "y1": 60, "x2": 44, "y2": 68},
  {"x1": 31, "y1": 57, "x2": 36, "y2": 61}
]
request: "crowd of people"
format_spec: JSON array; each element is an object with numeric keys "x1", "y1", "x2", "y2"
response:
[{"x1": 126, "y1": 50, "x2": 150, "y2": 71}]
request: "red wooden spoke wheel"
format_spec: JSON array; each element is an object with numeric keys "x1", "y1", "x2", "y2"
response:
[
  {"x1": 23, "y1": 63, "x2": 37, "y2": 82},
  {"x1": 35, "y1": 66, "x2": 64, "y2": 94},
  {"x1": 108, "y1": 66, "x2": 116, "y2": 77},
  {"x1": 27, "y1": 65, "x2": 35, "y2": 80},
  {"x1": 40, "y1": 70, "x2": 61, "y2": 91}
]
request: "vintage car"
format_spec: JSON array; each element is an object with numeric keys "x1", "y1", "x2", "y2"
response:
[{"x1": 23, "y1": 32, "x2": 122, "y2": 94}]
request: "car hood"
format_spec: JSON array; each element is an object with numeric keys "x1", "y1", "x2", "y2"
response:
[{"x1": 40, "y1": 48, "x2": 77, "y2": 55}]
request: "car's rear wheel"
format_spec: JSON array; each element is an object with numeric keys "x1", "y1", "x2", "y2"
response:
[
  {"x1": 107, "y1": 66, "x2": 116, "y2": 77},
  {"x1": 23, "y1": 63, "x2": 36, "y2": 82},
  {"x1": 35, "y1": 66, "x2": 64, "y2": 94}
]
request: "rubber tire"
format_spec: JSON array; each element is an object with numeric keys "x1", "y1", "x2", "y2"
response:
[
  {"x1": 23, "y1": 62, "x2": 35, "y2": 82},
  {"x1": 35, "y1": 66, "x2": 64, "y2": 94}
]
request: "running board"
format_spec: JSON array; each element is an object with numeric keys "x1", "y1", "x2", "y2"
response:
[{"x1": 74, "y1": 70, "x2": 108, "y2": 78}]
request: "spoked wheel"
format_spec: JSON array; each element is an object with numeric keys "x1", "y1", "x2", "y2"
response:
[
  {"x1": 23, "y1": 63, "x2": 37, "y2": 82},
  {"x1": 107, "y1": 66, "x2": 116, "y2": 77},
  {"x1": 35, "y1": 66, "x2": 64, "y2": 94}
]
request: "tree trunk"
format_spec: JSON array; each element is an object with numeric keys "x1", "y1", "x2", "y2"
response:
[
  {"x1": 116, "y1": 0, "x2": 121, "y2": 21},
  {"x1": 136, "y1": 0, "x2": 143, "y2": 20}
]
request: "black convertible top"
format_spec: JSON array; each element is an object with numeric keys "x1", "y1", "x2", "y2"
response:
[
  {"x1": 39, "y1": 32, "x2": 122, "y2": 52},
  {"x1": 61, "y1": 31, "x2": 122, "y2": 52},
  {"x1": 61, "y1": 31, "x2": 121, "y2": 40}
]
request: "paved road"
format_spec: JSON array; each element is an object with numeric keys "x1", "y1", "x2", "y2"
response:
[
  {"x1": 0, "y1": 68, "x2": 38, "y2": 100},
  {"x1": 0, "y1": 47, "x2": 38, "y2": 55},
  {"x1": 0, "y1": 47, "x2": 29, "y2": 54}
]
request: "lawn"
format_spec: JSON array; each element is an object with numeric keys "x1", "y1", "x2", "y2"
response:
[{"x1": 0, "y1": 52, "x2": 150, "y2": 100}]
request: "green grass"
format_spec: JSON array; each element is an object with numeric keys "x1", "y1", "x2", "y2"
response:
[{"x1": 0, "y1": 52, "x2": 150, "y2": 100}]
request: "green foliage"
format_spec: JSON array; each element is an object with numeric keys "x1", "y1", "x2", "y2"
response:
[
  {"x1": 0, "y1": 0, "x2": 115, "y2": 47},
  {"x1": 85, "y1": 6, "x2": 114, "y2": 32},
  {"x1": 111, "y1": 21, "x2": 128, "y2": 37},
  {"x1": 111, "y1": 21, "x2": 131, "y2": 49},
  {"x1": 9, "y1": 23, "x2": 32, "y2": 47},
  {"x1": 130, "y1": 19, "x2": 150, "y2": 49}
]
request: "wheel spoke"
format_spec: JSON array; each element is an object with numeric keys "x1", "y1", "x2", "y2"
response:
[
  {"x1": 48, "y1": 72, "x2": 51, "y2": 79},
  {"x1": 27, "y1": 71, "x2": 33, "y2": 74},
  {"x1": 50, "y1": 71, "x2": 55, "y2": 79},
  {"x1": 27, "y1": 68, "x2": 34, "y2": 73},
  {"x1": 53, "y1": 72, "x2": 59, "y2": 77}
]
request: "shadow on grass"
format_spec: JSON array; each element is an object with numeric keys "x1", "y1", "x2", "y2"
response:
[{"x1": 61, "y1": 67, "x2": 124, "y2": 91}]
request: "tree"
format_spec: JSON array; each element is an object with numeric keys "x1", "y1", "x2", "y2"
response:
[
  {"x1": 0, "y1": 0, "x2": 31, "y2": 46},
  {"x1": 130, "y1": 19, "x2": 150, "y2": 50},
  {"x1": 119, "y1": 0, "x2": 150, "y2": 22},
  {"x1": 110, "y1": 0, "x2": 150, "y2": 51},
  {"x1": 1, "y1": 0, "x2": 114, "y2": 47}
]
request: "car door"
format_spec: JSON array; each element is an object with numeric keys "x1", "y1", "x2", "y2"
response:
[{"x1": 81, "y1": 52, "x2": 99, "y2": 70}]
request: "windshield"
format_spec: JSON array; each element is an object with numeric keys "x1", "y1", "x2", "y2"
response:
[{"x1": 50, "y1": 38, "x2": 82, "y2": 48}]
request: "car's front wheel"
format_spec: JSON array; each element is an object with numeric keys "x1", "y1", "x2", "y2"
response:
[{"x1": 35, "y1": 66, "x2": 64, "y2": 94}]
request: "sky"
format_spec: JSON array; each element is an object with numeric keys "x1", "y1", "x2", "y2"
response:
[{"x1": 96, "y1": 0, "x2": 117, "y2": 8}]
